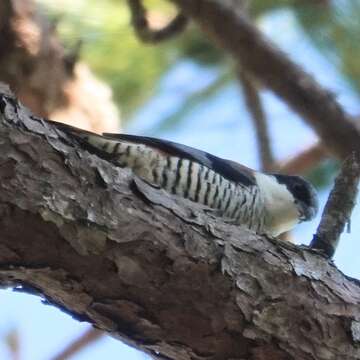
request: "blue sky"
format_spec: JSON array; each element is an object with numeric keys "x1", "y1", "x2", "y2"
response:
[{"x1": 1, "y1": 7, "x2": 359, "y2": 360}]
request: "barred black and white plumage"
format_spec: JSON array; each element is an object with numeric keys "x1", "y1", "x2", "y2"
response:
[{"x1": 51, "y1": 121, "x2": 318, "y2": 237}]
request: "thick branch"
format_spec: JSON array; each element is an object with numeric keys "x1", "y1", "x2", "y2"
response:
[
  {"x1": 171, "y1": 0, "x2": 360, "y2": 159},
  {"x1": 1, "y1": 91, "x2": 360, "y2": 360}
]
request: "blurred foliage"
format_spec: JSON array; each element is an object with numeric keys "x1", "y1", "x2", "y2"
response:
[
  {"x1": 293, "y1": 1, "x2": 360, "y2": 95},
  {"x1": 38, "y1": 0, "x2": 225, "y2": 118},
  {"x1": 39, "y1": 0, "x2": 174, "y2": 116},
  {"x1": 175, "y1": 29, "x2": 225, "y2": 65},
  {"x1": 249, "y1": 0, "x2": 304, "y2": 16},
  {"x1": 306, "y1": 159, "x2": 340, "y2": 189},
  {"x1": 149, "y1": 69, "x2": 231, "y2": 134},
  {"x1": 37, "y1": 0, "x2": 358, "y2": 188},
  {"x1": 37, "y1": 0, "x2": 360, "y2": 113},
  {"x1": 253, "y1": 0, "x2": 360, "y2": 96}
]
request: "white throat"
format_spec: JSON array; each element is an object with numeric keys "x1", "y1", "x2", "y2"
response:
[{"x1": 254, "y1": 173, "x2": 299, "y2": 236}]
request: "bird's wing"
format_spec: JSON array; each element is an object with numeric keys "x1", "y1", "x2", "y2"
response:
[
  {"x1": 47, "y1": 119, "x2": 256, "y2": 187},
  {"x1": 103, "y1": 133, "x2": 256, "y2": 186}
]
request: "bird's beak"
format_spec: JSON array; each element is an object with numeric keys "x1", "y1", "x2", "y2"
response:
[{"x1": 299, "y1": 200, "x2": 318, "y2": 222}]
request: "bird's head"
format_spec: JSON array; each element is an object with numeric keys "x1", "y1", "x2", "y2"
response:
[
  {"x1": 255, "y1": 173, "x2": 318, "y2": 236},
  {"x1": 273, "y1": 174, "x2": 319, "y2": 223}
]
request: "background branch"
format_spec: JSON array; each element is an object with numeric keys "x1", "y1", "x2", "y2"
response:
[
  {"x1": 171, "y1": 0, "x2": 360, "y2": 159},
  {"x1": 50, "y1": 328, "x2": 103, "y2": 360},
  {"x1": 128, "y1": 0, "x2": 188, "y2": 43},
  {"x1": 277, "y1": 143, "x2": 328, "y2": 174},
  {"x1": 0, "y1": 0, "x2": 119, "y2": 133},
  {"x1": 238, "y1": 69, "x2": 274, "y2": 171}
]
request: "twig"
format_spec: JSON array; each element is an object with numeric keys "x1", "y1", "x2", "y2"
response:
[
  {"x1": 277, "y1": 143, "x2": 328, "y2": 175},
  {"x1": 310, "y1": 153, "x2": 360, "y2": 258},
  {"x1": 5, "y1": 328, "x2": 20, "y2": 360},
  {"x1": 238, "y1": 69, "x2": 274, "y2": 171},
  {"x1": 172, "y1": 0, "x2": 360, "y2": 159},
  {"x1": 50, "y1": 327, "x2": 104, "y2": 360},
  {"x1": 127, "y1": 0, "x2": 188, "y2": 43}
]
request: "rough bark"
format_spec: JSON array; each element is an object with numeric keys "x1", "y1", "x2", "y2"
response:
[
  {"x1": 1, "y1": 90, "x2": 360, "y2": 360},
  {"x1": 171, "y1": 0, "x2": 360, "y2": 159}
]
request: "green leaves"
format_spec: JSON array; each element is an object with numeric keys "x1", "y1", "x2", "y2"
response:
[{"x1": 39, "y1": 0, "x2": 175, "y2": 116}]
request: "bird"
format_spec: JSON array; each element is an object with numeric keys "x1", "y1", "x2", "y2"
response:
[{"x1": 50, "y1": 121, "x2": 318, "y2": 237}]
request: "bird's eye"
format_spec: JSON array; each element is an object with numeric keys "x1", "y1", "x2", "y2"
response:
[{"x1": 292, "y1": 183, "x2": 310, "y2": 204}]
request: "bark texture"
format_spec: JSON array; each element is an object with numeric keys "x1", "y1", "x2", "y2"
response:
[{"x1": 1, "y1": 91, "x2": 360, "y2": 360}]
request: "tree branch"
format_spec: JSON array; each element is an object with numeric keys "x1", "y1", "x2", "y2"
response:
[
  {"x1": 311, "y1": 153, "x2": 360, "y2": 258},
  {"x1": 127, "y1": 0, "x2": 188, "y2": 43},
  {"x1": 1, "y1": 90, "x2": 360, "y2": 359},
  {"x1": 238, "y1": 69, "x2": 274, "y2": 171},
  {"x1": 50, "y1": 328, "x2": 103, "y2": 360},
  {"x1": 277, "y1": 142, "x2": 328, "y2": 174},
  {"x1": 170, "y1": 0, "x2": 360, "y2": 159}
]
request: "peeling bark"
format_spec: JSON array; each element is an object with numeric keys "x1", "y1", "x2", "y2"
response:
[{"x1": 0, "y1": 90, "x2": 360, "y2": 360}]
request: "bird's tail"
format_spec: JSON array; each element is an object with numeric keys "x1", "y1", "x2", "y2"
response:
[
  {"x1": 47, "y1": 119, "x2": 101, "y2": 141},
  {"x1": 47, "y1": 119, "x2": 122, "y2": 157}
]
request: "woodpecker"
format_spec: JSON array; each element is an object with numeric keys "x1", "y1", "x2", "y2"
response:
[{"x1": 52, "y1": 122, "x2": 318, "y2": 237}]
